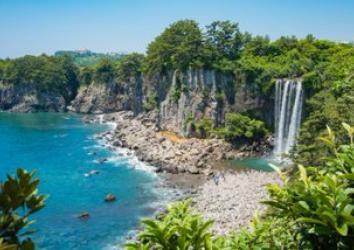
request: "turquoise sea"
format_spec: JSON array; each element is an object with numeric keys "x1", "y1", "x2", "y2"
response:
[{"x1": 0, "y1": 112, "x2": 167, "y2": 250}]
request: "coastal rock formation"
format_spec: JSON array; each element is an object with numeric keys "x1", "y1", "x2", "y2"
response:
[
  {"x1": 104, "y1": 193, "x2": 116, "y2": 202},
  {"x1": 0, "y1": 84, "x2": 67, "y2": 112},
  {"x1": 68, "y1": 77, "x2": 143, "y2": 114},
  {"x1": 71, "y1": 69, "x2": 272, "y2": 137},
  {"x1": 78, "y1": 212, "x2": 90, "y2": 220},
  {"x1": 1, "y1": 68, "x2": 271, "y2": 138},
  {"x1": 157, "y1": 69, "x2": 267, "y2": 136},
  {"x1": 98, "y1": 111, "x2": 267, "y2": 175}
]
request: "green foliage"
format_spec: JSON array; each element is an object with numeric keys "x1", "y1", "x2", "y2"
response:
[
  {"x1": 296, "y1": 46, "x2": 354, "y2": 165},
  {"x1": 265, "y1": 124, "x2": 354, "y2": 249},
  {"x1": 125, "y1": 200, "x2": 214, "y2": 250},
  {"x1": 0, "y1": 55, "x2": 79, "y2": 98},
  {"x1": 117, "y1": 53, "x2": 144, "y2": 82},
  {"x1": 217, "y1": 113, "x2": 268, "y2": 144},
  {"x1": 93, "y1": 58, "x2": 116, "y2": 84},
  {"x1": 195, "y1": 118, "x2": 213, "y2": 139},
  {"x1": 204, "y1": 20, "x2": 247, "y2": 72},
  {"x1": 79, "y1": 67, "x2": 94, "y2": 86},
  {"x1": 0, "y1": 168, "x2": 46, "y2": 250},
  {"x1": 213, "y1": 215, "x2": 297, "y2": 249},
  {"x1": 172, "y1": 87, "x2": 181, "y2": 103},
  {"x1": 143, "y1": 94, "x2": 158, "y2": 112},
  {"x1": 0, "y1": 238, "x2": 17, "y2": 250},
  {"x1": 145, "y1": 20, "x2": 204, "y2": 74}
]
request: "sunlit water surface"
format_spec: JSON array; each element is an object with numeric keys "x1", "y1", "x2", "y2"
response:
[{"x1": 0, "y1": 112, "x2": 167, "y2": 250}]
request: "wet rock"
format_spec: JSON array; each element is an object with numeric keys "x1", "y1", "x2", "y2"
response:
[
  {"x1": 78, "y1": 212, "x2": 90, "y2": 219},
  {"x1": 97, "y1": 158, "x2": 108, "y2": 164},
  {"x1": 104, "y1": 193, "x2": 116, "y2": 202}
]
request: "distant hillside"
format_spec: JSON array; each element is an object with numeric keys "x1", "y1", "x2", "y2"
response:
[{"x1": 54, "y1": 49, "x2": 125, "y2": 66}]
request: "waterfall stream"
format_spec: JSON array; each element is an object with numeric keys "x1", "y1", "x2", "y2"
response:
[{"x1": 274, "y1": 79, "x2": 303, "y2": 160}]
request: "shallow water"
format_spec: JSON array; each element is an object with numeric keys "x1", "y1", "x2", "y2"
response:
[
  {"x1": 0, "y1": 112, "x2": 165, "y2": 250},
  {"x1": 229, "y1": 158, "x2": 274, "y2": 172}
]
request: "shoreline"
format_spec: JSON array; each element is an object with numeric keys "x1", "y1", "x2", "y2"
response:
[{"x1": 88, "y1": 111, "x2": 281, "y2": 235}]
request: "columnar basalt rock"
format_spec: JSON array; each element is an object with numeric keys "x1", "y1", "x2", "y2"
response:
[{"x1": 0, "y1": 69, "x2": 270, "y2": 139}]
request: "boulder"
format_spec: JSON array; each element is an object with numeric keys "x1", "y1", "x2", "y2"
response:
[
  {"x1": 78, "y1": 212, "x2": 90, "y2": 219},
  {"x1": 187, "y1": 166, "x2": 200, "y2": 174},
  {"x1": 104, "y1": 193, "x2": 116, "y2": 202}
]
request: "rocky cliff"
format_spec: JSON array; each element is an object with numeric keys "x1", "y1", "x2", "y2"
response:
[
  {"x1": 0, "y1": 83, "x2": 67, "y2": 112},
  {"x1": 0, "y1": 69, "x2": 271, "y2": 137},
  {"x1": 155, "y1": 69, "x2": 268, "y2": 136},
  {"x1": 68, "y1": 77, "x2": 143, "y2": 114}
]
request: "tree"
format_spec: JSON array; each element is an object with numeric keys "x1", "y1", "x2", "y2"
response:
[
  {"x1": 205, "y1": 21, "x2": 244, "y2": 63},
  {"x1": 93, "y1": 58, "x2": 116, "y2": 84},
  {"x1": 0, "y1": 169, "x2": 46, "y2": 250},
  {"x1": 117, "y1": 53, "x2": 144, "y2": 82},
  {"x1": 217, "y1": 113, "x2": 268, "y2": 144},
  {"x1": 145, "y1": 20, "x2": 204, "y2": 74}
]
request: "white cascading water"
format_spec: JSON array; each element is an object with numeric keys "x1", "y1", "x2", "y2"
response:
[{"x1": 274, "y1": 79, "x2": 303, "y2": 160}]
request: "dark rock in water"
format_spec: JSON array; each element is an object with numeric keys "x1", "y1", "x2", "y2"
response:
[
  {"x1": 104, "y1": 193, "x2": 116, "y2": 202},
  {"x1": 155, "y1": 166, "x2": 163, "y2": 173},
  {"x1": 84, "y1": 170, "x2": 100, "y2": 177},
  {"x1": 78, "y1": 212, "x2": 90, "y2": 219},
  {"x1": 113, "y1": 140, "x2": 122, "y2": 147},
  {"x1": 98, "y1": 158, "x2": 108, "y2": 164}
]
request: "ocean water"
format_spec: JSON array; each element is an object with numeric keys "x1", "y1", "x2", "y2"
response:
[{"x1": 0, "y1": 112, "x2": 166, "y2": 250}]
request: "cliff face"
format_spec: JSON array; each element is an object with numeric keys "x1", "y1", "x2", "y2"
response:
[
  {"x1": 0, "y1": 83, "x2": 67, "y2": 112},
  {"x1": 155, "y1": 69, "x2": 268, "y2": 135},
  {"x1": 0, "y1": 69, "x2": 270, "y2": 136},
  {"x1": 68, "y1": 77, "x2": 143, "y2": 114}
]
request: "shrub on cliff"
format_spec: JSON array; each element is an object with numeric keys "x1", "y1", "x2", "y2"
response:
[
  {"x1": 93, "y1": 58, "x2": 116, "y2": 84},
  {"x1": 0, "y1": 168, "x2": 46, "y2": 250},
  {"x1": 117, "y1": 53, "x2": 144, "y2": 82},
  {"x1": 217, "y1": 113, "x2": 268, "y2": 144},
  {"x1": 143, "y1": 94, "x2": 158, "y2": 112}
]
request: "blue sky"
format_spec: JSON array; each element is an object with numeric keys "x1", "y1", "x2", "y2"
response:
[{"x1": 0, "y1": 0, "x2": 353, "y2": 58}]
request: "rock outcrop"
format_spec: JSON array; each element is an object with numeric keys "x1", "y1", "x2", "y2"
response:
[
  {"x1": 0, "y1": 83, "x2": 67, "y2": 112},
  {"x1": 156, "y1": 69, "x2": 268, "y2": 136},
  {"x1": 96, "y1": 111, "x2": 269, "y2": 175},
  {"x1": 68, "y1": 77, "x2": 143, "y2": 114},
  {"x1": 1, "y1": 68, "x2": 272, "y2": 138}
]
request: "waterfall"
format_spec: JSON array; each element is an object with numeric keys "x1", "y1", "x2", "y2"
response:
[
  {"x1": 274, "y1": 79, "x2": 303, "y2": 159},
  {"x1": 98, "y1": 114, "x2": 104, "y2": 124}
]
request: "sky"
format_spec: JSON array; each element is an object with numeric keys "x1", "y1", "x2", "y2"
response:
[{"x1": 0, "y1": 0, "x2": 353, "y2": 58}]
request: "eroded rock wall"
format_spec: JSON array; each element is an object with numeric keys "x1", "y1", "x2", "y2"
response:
[{"x1": 0, "y1": 83, "x2": 67, "y2": 112}]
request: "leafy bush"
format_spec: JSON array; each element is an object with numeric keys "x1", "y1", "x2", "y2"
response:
[
  {"x1": 172, "y1": 87, "x2": 181, "y2": 103},
  {"x1": 0, "y1": 168, "x2": 46, "y2": 250},
  {"x1": 265, "y1": 124, "x2": 354, "y2": 249},
  {"x1": 126, "y1": 200, "x2": 214, "y2": 250},
  {"x1": 195, "y1": 118, "x2": 213, "y2": 139},
  {"x1": 93, "y1": 58, "x2": 116, "y2": 84},
  {"x1": 117, "y1": 53, "x2": 144, "y2": 82},
  {"x1": 217, "y1": 113, "x2": 268, "y2": 144},
  {"x1": 143, "y1": 94, "x2": 158, "y2": 112}
]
